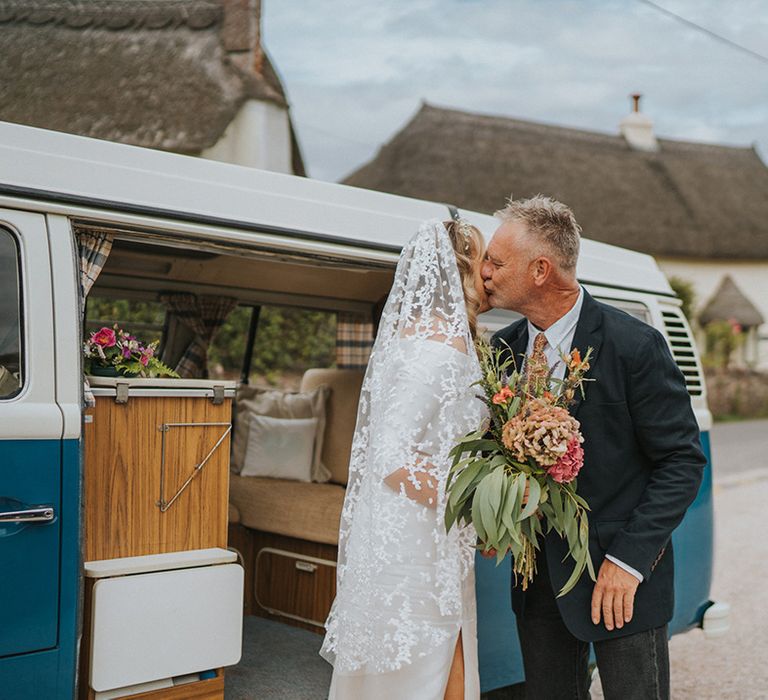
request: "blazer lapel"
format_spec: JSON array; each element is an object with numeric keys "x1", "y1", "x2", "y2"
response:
[
  {"x1": 496, "y1": 319, "x2": 529, "y2": 375},
  {"x1": 568, "y1": 290, "x2": 604, "y2": 418}
]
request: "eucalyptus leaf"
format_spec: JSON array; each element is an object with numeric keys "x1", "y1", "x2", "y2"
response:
[
  {"x1": 518, "y1": 477, "x2": 542, "y2": 522},
  {"x1": 558, "y1": 557, "x2": 586, "y2": 597}
]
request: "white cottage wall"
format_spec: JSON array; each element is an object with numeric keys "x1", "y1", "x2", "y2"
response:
[{"x1": 202, "y1": 100, "x2": 292, "y2": 173}]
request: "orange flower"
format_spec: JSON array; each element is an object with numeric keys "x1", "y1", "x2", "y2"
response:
[
  {"x1": 570, "y1": 349, "x2": 581, "y2": 365},
  {"x1": 492, "y1": 386, "x2": 513, "y2": 405},
  {"x1": 543, "y1": 391, "x2": 555, "y2": 402}
]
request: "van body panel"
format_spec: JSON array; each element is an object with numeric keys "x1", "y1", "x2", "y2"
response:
[
  {"x1": 0, "y1": 120, "x2": 673, "y2": 297},
  {"x1": 48, "y1": 215, "x2": 83, "y2": 440},
  {"x1": 0, "y1": 208, "x2": 78, "y2": 697}
]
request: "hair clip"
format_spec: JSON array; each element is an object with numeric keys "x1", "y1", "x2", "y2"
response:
[{"x1": 455, "y1": 217, "x2": 473, "y2": 252}]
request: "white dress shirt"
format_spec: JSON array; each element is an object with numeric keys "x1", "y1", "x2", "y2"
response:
[{"x1": 524, "y1": 287, "x2": 643, "y2": 583}]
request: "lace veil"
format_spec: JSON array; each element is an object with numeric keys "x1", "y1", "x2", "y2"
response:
[{"x1": 320, "y1": 220, "x2": 486, "y2": 674}]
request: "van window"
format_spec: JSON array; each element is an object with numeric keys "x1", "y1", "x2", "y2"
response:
[
  {"x1": 85, "y1": 296, "x2": 166, "y2": 346},
  {"x1": 0, "y1": 228, "x2": 22, "y2": 399},
  {"x1": 208, "y1": 305, "x2": 337, "y2": 389},
  {"x1": 597, "y1": 297, "x2": 652, "y2": 324}
]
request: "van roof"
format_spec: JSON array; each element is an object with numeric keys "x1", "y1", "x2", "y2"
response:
[{"x1": 0, "y1": 120, "x2": 672, "y2": 296}]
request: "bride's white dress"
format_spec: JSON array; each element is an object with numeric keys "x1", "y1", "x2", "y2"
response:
[{"x1": 320, "y1": 221, "x2": 486, "y2": 699}]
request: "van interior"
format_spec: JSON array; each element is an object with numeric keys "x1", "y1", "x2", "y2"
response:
[{"x1": 81, "y1": 220, "x2": 402, "y2": 697}]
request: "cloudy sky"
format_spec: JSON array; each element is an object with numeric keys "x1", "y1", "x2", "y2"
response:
[{"x1": 262, "y1": 0, "x2": 768, "y2": 183}]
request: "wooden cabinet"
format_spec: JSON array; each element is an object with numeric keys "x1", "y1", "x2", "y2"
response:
[
  {"x1": 80, "y1": 378, "x2": 237, "y2": 700},
  {"x1": 235, "y1": 528, "x2": 338, "y2": 634},
  {"x1": 83, "y1": 378, "x2": 235, "y2": 561}
]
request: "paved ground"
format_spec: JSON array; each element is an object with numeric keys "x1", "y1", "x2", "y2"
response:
[
  {"x1": 593, "y1": 419, "x2": 768, "y2": 699},
  {"x1": 711, "y1": 418, "x2": 768, "y2": 479}
]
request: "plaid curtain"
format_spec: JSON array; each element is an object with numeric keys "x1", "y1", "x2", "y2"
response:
[
  {"x1": 159, "y1": 293, "x2": 237, "y2": 378},
  {"x1": 336, "y1": 313, "x2": 374, "y2": 369},
  {"x1": 78, "y1": 231, "x2": 114, "y2": 314},
  {"x1": 77, "y1": 231, "x2": 114, "y2": 406}
]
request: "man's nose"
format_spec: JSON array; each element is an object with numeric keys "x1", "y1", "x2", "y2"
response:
[{"x1": 481, "y1": 260, "x2": 492, "y2": 280}]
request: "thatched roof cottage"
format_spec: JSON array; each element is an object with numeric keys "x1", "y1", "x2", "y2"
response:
[
  {"x1": 346, "y1": 99, "x2": 768, "y2": 367},
  {"x1": 0, "y1": 0, "x2": 304, "y2": 174}
]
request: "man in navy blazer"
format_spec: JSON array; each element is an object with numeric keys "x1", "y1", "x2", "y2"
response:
[{"x1": 482, "y1": 195, "x2": 706, "y2": 699}]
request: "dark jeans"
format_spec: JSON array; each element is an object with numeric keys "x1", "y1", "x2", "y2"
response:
[{"x1": 517, "y1": 552, "x2": 670, "y2": 700}]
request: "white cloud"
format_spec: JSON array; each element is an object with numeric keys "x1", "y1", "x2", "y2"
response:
[{"x1": 264, "y1": 0, "x2": 768, "y2": 181}]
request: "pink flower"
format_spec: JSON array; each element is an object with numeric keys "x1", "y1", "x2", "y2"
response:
[
  {"x1": 122, "y1": 347, "x2": 132, "y2": 358},
  {"x1": 492, "y1": 386, "x2": 513, "y2": 405},
  {"x1": 547, "y1": 436, "x2": 584, "y2": 484},
  {"x1": 92, "y1": 327, "x2": 117, "y2": 348},
  {"x1": 140, "y1": 353, "x2": 150, "y2": 366}
]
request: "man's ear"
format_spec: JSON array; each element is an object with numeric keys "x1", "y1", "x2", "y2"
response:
[{"x1": 531, "y1": 257, "x2": 552, "y2": 287}]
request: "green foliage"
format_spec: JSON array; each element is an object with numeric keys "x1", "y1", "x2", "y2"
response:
[
  {"x1": 208, "y1": 305, "x2": 336, "y2": 383},
  {"x1": 703, "y1": 320, "x2": 745, "y2": 369},
  {"x1": 667, "y1": 276, "x2": 696, "y2": 321},
  {"x1": 87, "y1": 296, "x2": 337, "y2": 385},
  {"x1": 86, "y1": 298, "x2": 165, "y2": 343}
]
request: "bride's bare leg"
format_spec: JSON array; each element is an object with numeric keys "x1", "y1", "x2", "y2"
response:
[
  {"x1": 444, "y1": 631, "x2": 465, "y2": 700},
  {"x1": 382, "y1": 464, "x2": 439, "y2": 508}
]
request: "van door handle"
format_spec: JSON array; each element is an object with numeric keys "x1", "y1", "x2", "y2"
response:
[{"x1": 0, "y1": 505, "x2": 55, "y2": 523}]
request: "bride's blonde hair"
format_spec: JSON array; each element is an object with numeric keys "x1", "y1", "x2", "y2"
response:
[{"x1": 444, "y1": 220, "x2": 485, "y2": 339}]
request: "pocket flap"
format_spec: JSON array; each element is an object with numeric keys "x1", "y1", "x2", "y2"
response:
[{"x1": 594, "y1": 519, "x2": 628, "y2": 550}]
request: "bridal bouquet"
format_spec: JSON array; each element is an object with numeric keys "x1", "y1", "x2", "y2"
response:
[{"x1": 445, "y1": 338, "x2": 595, "y2": 596}]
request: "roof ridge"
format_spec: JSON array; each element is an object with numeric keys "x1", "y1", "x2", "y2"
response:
[
  {"x1": 0, "y1": 0, "x2": 222, "y2": 31},
  {"x1": 418, "y1": 101, "x2": 757, "y2": 155},
  {"x1": 418, "y1": 102, "x2": 623, "y2": 146}
]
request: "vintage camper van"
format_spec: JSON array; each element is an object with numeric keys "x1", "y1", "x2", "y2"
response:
[{"x1": 0, "y1": 121, "x2": 727, "y2": 699}]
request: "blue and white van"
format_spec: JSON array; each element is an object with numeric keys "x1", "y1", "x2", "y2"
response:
[{"x1": 0, "y1": 121, "x2": 726, "y2": 699}]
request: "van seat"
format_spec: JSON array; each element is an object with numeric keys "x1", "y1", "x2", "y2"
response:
[
  {"x1": 300, "y1": 368, "x2": 365, "y2": 486},
  {"x1": 229, "y1": 474, "x2": 345, "y2": 546},
  {"x1": 228, "y1": 502, "x2": 241, "y2": 525}
]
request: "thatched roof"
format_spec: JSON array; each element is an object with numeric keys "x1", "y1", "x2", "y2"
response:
[
  {"x1": 345, "y1": 103, "x2": 768, "y2": 260},
  {"x1": 0, "y1": 0, "x2": 300, "y2": 164},
  {"x1": 699, "y1": 275, "x2": 764, "y2": 327}
]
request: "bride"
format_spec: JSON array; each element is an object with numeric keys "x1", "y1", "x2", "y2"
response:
[{"x1": 320, "y1": 219, "x2": 489, "y2": 699}]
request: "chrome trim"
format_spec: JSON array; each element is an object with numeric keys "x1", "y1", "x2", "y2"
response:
[{"x1": 0, "y1": 505, "x2": 55, "y2": 523}]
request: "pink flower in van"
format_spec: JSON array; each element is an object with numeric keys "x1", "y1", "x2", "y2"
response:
[
  {"x1": 91, "y1": 327, "x2": 116, "y2": 347},
  {"x1": 84, "y1": 323, "x2": 178, "y2": 379}
]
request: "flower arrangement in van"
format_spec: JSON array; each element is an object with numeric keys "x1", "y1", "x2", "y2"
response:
[
  {"x1": 84, "y1": 324, "x2": 179, "y2": 378},
  {"x1": 445, "y1": 338, "x2": 594, "y2": 596}
]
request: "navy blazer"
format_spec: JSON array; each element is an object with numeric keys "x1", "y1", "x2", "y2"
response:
[{"x1": 492, "y1": 290, "x2": 706, "y2": 642}]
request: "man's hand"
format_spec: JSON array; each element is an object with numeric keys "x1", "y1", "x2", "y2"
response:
[{"x1": 591, "y1": 559, "x2": 640, "y2": 631}]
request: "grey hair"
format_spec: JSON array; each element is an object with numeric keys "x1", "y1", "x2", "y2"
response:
[{"x1": 494, "y1": 194, "x2": 581, "y2": 272}]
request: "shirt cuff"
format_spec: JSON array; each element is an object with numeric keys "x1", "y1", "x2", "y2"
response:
[{"x1": 606, "y1": 554, "x2": 644, "y2": 582}]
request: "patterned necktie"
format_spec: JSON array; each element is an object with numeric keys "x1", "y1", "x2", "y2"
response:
[
  {"x1": 527, "y1": 331, "x2": 550, "y2": 390},
  {"x1": 532, "y1": 332, "x2": 549, "y2": 369}
]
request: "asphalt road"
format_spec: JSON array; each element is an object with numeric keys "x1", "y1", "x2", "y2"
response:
[
  {"x1": 711, "y1": 418, "x2": 768, "y2": 479},
  {"x1": 592, "y1": 419, "x2": 768, "y2": 699}
]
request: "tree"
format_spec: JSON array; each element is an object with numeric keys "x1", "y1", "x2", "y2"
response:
[{"x1": 667, "y1": 276, "x2": 695, "y2": 321}]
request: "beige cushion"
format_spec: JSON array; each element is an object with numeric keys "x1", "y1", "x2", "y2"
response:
[
  {"x1": 241, "y1": 415, "x2": 318, "y2": 482},
  {"x1": 300, "y1": 369, "x2": 365, "y2": 486},
  {"x1": 231, "y1": 384, "x2": 331, "y2": 482},
  {"x1": 228, "y1": 502, "x2": 241, "y2": 524},
  {"x1": 229, "y1": 474, "x2": 345, "y2": 545}
]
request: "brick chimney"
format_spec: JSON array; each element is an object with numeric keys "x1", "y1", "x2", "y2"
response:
[
  {"x1": 620, "y1": 93, "x2": 659, "y2": 152},
  {"x1": 219, "y1": 0, "x2": 263, "y2": 75}
]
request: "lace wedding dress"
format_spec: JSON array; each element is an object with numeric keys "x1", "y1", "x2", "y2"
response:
[{"x1": 320, "y1": 220, "x2": 487, "y2": 699}]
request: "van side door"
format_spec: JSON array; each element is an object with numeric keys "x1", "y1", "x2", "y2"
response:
[{"x1": 0, "y1": 210, "x2": 70, "y2": 698}]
